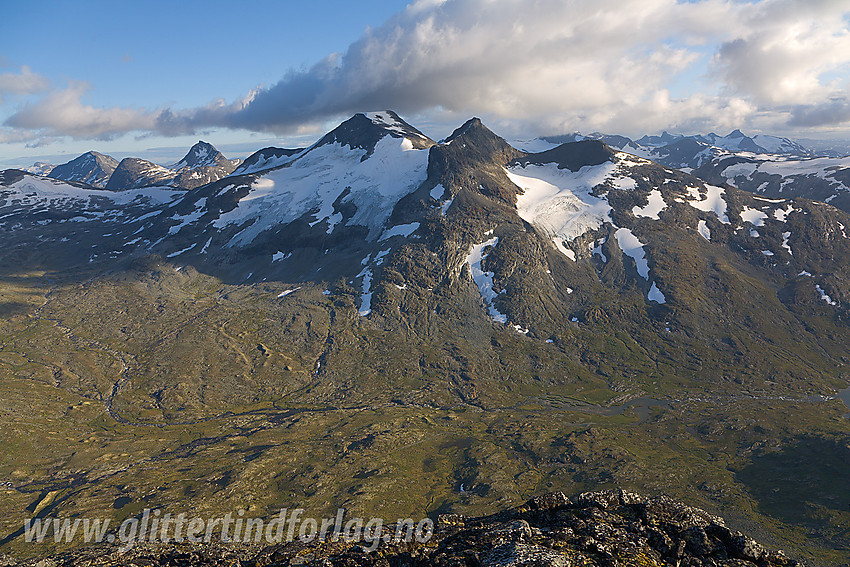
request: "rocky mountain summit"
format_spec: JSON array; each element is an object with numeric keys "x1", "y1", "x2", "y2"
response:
[
  {"x1": 169, "y1": 141, "x2": 242, "y2": 190},
  {"x1": 47, "y1": 151, "x2": 119, "y2": 188},
  {"x1": 170, "y1": 141, "x2": 233, "y2": 171},
  {"x1": 103, "y1": 156, "x2": 175, "y2": 190},
  {"x1": 2, "y1": 491, "x2": 801, "y2": 566}
]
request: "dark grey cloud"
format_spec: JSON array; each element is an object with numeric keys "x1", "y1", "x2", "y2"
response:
[{"x1": 789, "y1": 98, "x2": 850, "y2": 127}]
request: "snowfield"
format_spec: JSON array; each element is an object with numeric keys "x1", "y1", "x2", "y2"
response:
[
  {"x1": 1, "y1": 175, "x2": 182, "y2": 208},
  {"x1": 505, "y1": 162, "x2": 615, "y2": 253},
  {"x1": 212, "y1": 135, "x2": 430, "y2": 246}
]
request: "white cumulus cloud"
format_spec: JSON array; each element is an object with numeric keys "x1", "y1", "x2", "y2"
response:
[
  {"x1": 4, "y1": 81, "x2": 159, "y2": 140},
  {"x1": 712, "y1": 0, "x2": 850, "y2": 106},
  {"x1": 0, "y1": 65, "x2": 50, "y2": 103}
]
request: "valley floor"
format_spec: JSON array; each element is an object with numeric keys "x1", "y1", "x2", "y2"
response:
[{"x1": 0, "y1": 268, "x2": 848, "y2": 566}]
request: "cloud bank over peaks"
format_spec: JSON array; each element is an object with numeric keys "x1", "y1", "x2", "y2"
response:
[{"x1": 3, "y1": 0, "x2": 850, "y2": 146}]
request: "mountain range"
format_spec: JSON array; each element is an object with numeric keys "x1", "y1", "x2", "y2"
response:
[
  {"x1": 37, "y1": 141, "x2": 243, "y2": 191},
  {"x1": 30, "y1": 125, "x2": 850, "y2": 217},
  {"x1": 523, "y1": 128, "x2": 814, "y2": 168},
  {"x1": 1, "y1": 110, "x2": 849, "y2": 565},
  {"x1": 513, "y1": 128, "x2": 850, "y2": 217}
]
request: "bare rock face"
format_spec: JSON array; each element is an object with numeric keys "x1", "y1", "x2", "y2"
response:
[
  {"x1": 9, "y1": 491, "x2": 799, "y2": 566},
  {"x1": 105, "y1": 157, "x2": 175, "y2": 190},
  {"x1": 47, "y1": 151, "x2": 119, "y2": 188}
]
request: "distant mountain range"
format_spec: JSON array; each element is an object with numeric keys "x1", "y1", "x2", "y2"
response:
[
  {"x1": 525, "y1": 129, "x2": 815, "y2": 168},
  {"x1": 510, "y1": 128, "x2": 850, "y2": 216},
  {"x1": 37, "y1": 141, "x2": 244, "y2": 191},
  {"x1": 23, "y1": 160, "x2": 59, "y2": 176}
]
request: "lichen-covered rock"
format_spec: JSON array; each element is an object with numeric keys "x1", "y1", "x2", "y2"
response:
[
  {"x1": 10, "y1": 491, "x2": 800, "y2": 566},
  {"x1": 482, "y1": 541, "x2": 571, "y2": 567},
  {"x1": 527, "y1": 492, "x2": 572, "y2": 511}
]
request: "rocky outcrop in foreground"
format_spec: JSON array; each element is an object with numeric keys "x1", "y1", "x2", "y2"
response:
[{"x1": 5, "y1": 490, "x2": 798, "y2": 566}]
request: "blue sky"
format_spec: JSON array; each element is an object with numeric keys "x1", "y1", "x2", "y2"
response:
[
  {"x1": 3, "y1": 1, "x2": 409, "y2": 110},
  {"x1": 2, "y1": 0, "x2": 850, "y2": 168},
  {"x1": 0, "y1": 0, "x2": 410, "y2": 165}
]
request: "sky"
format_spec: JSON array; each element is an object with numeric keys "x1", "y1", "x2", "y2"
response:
[{"x1": 1, "y1": 0, "x2": 850, "y2": 168}]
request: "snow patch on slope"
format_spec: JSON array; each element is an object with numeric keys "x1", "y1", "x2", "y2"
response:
[
  {"x1": 687, "y1": 185, "x2": 730, "y2": 223},
  {"x1": 782, "y1": 232, "x2": 793, "y2": 255},
  {"x1": 614, "y1": 228, "x2": 650, "y2": 279},
  {"x1": 632, "y1": 189, "x2": 667, "y2": 219},
  {"x1": 739, "y1": 206, "x2": 767, "y2": 227},
  {"x1": 430, "y1": 184, "x2": 446, "y2": 200},
  {"x1": 358, "y1": 267, "x2": 373, "y2": 316},
  {"x1": 380, "y1": 222, "x2": 420, "y2": 240},
  {"x1": 465, "y1": 237, "x2": 507, "y2": 323},
  {"x1": 773, "y1": 204, "x2": 796, "y2": 222},
  {"x1": 648, "y1": 282, "x2": 666, "y2": 304},
  {"x1": 278, "y1": 287, "x2": 302, "y2": 298},
  {"x1": 592, "y1": 238, "x2": 608, "y2": 262},
  {"x1": 816, "y1": 284, "x2": 837, "y2": 306}
]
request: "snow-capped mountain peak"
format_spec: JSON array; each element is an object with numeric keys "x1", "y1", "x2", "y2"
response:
[
  {"x1": 364, "y1": 110, "x2": 418, "y2": 134},
  {"x1": 210, "y1": 118, "x2": 432, "y2": 245},
  {"x1": 171, "y1": 141, "x2": 227, "y2": 171},
  {"x1": 24, "y1": 161, "x2": 55, "y2": 176},
  {"x1": 315, "y1": 111, "x2": 435, "y2": 158}
]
